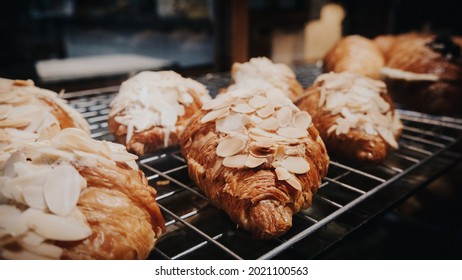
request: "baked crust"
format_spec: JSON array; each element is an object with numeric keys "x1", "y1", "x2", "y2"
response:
[
  {"x1": 108, "y1": 88, "x2": 204, "y2": 156},
  {"x1": 296, "y1": 73, "x2": 402, "y2": 164},
  {"x1": 179, "y1": 101, "x2": 329, "y2": 240},
  {"x1": 381, "y1": 33, "x2": 462, "y2": 115},
  {"x1": 108, "y1": 71, "x2": 211, "y2": 156},
  {"x1": 323, "y1": 35, "x2": 385, "y2": 79},
  {"x1": 60, "y1": 161, "x2": 165, "y2": 259}
]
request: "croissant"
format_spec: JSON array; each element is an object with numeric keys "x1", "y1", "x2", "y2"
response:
[
  {"x1": 108, "y1": 71, "x2": 211, "y2": 156},
  {"x1": 0, "y1": 78, "x2": 89, "y2": 147},
  {"x1": 179, "y1": 87, "x2": 329, "y2": 239},
  {"x1": 227, "y1": 57, "x2": 304, "y2": 101},
  {"x1": 0, "y1": 128, "x2": 165, "y2": 260},
  {"x1": 296, "y1": 72, "x2": 402, "y2": 163},
  {"x1": 379, "y1": 33, "x2": 462, "y2": 115},
  {"x1": 323, "y1": 35, "x2": 385, "y2": 79}
]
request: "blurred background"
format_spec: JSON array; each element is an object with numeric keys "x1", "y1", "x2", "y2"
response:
[
  {"x1": 1, "y1": 0, "x2": 461, "y2": 259},
  {"x1": 2, "y1": 0, "x2": 461, "y2": 86}
]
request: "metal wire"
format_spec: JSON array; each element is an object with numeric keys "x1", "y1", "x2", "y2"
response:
[{"x1": 63, "y1": 69, "x2": 462, "y2": 260}]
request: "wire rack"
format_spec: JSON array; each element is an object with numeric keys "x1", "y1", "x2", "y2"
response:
[{"x1": 64, "y1": 65, "x2": 462, "y2": 260}]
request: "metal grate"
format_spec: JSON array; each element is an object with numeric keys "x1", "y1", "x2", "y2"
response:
[{"x1": 63, "y1": 66, "x2": 462, "y2": 260}]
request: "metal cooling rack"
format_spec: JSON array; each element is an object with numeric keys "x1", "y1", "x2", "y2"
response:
[{"x1": 63, "y1": 66, "x2": 462, "y2": 260}]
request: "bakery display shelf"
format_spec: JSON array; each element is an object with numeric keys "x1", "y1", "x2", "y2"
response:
[{"x1": 63, "y1": 66, "x2": 462, "y2": 260}]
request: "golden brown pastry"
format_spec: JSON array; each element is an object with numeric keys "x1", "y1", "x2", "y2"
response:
[
  {"x1": 0, "y1": 128, "x2": 165, "y2": 259},
  {"x1": 379, "y1": 33, "x2": 462, "y2": 115},
  {"x1": 323, "y1": 35, "x2": 385, "y2": 79},
  {"x1": 108, "y1": 71, "x2": 211, "y2": 156},
  {"x1": 296, "y1": 72, "x2": 402, "y2": 163},
  {"x1": 0, "y1": 78, "x2": 90, "y2": 147},
  {"x1": 180, "y1": 87, "x2": 329, "y2": 239},
  {"x1": 227, "y1": 57, "x2": 303, "y2": 101}
]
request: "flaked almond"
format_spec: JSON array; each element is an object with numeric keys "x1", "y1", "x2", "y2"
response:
[
  {"x1": 216, "y1": 112, "x2": 245, "y2": 133},
  {"x1": 275, "y1": 166, "x2": 291, "y2": 181},
  {"x1": 44, "y1": 165, "x2": 82, "y2": 217},
  {"x1": 0, "y1": 119, "x2": 30, "y2": 128},
  {"x1": 276, "y1": 107, "x2": 292, "y2": 127},
  {"x1": 280, "y1": 156, "x2": 310, "y2": 174},
  {"x1": 202, "y1": 95, "x2": 233, "y2": 110},
  {"x1": 256, "y1": 103, "x2": 275, "y2": 118},
  {"x1": 377, "y1": 126, "x2": 398, "y2": 149},
  {"x1": 222, "y1": 154, "x2": 248, "y2": 168},
  {"x1": 0, "y1": 105, "x2": 12, "y2": 120},
  {"x1": 23, "y1": 186, "x2": 47, "y2": 210},
  {"x1": 245, "y1": 154, "x2": 267, "y2": 168},
  {"x1": 248, "y1": 95, "x2": 268, "y2": 109},
  {"x1": 21, "y1": 231, "x2": 45, "y2": 247},
  {"x1": 285, "y1": 173, "x2": 302, "y2": 191},
  {"x1": 250, "y1": 115, "x2": 263, "y2": 124},
  {"x1": 200, "y1": 106, "x2": 230, "y2": 123},
  {"x1": 37, "y1": 123, "x2": 60, "y2": 141},
  {"x1": 20, "y1": 241, "x2": 63, "y2": 259},
  {"x1": 249, "y1": 146, "x2": 272, "y2": 158},
  {"x1": 27, "y1": 210, "x2": 92, "y2": 241},
  {"x1": 258, "y1": 117, "x2": 279, "y2": 131},
  {"x1": 266, "y1": 88, "x2": 286, "y2": 107},
  {"x1": 1, "y1": 249, "x2": 52, "y2": 260},
  {"x1": 276, "y1": 127, "x2": 308, "y2": 139},
  {"x1": 231, "y1": 103, "x2": 255, "y2": 114},
  {"x1": 274, "y1": 145, "x2": 286, "y2": 161},
  {"x1": 253, "y1": 140, "x2": 274, "y2": 148},
  {"x1": 216, "y1": 136, "x2": 246, "y2": 157},
  {"x1": 292, "y1": 111, "x2": 312, "y2": 130}
]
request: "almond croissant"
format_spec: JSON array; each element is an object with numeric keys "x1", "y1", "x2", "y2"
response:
[{"x1": 180, "y1": 87, "x2": 329, "y2": 239}]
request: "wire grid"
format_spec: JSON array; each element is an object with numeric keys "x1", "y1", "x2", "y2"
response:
[{"x1": 64, "y1": 68, "x2": 462, "y2": 260}]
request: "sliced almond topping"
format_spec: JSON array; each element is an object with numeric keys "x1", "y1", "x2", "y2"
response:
[
  {"x1": 0, "y1": 119, "x2": 30, "y2": 128},
  {"x1": 21, "y1": 231, "x2": 45, "y2": 247},
  {"x1": 377, "y1": 126, "x2": 398, "y2": 149},
  {"x1": 276, "y1": 127, "x2": 308, "y2": 139},
  {"x1": 37, "y1": 123, "x2": 60, "y2": 141},
  {"x1": 44, "y1": 165, "x2": 82, "y2": 216},
  {"x1": 202, "y1": 95, "x2": 233, "y2": 110},
  {"x1": 13, "y1": 79, "x2": 34, "y2": 87},
  {"x1": 292, "y1": 111, "x2": 312, "y2": 130},
  {"x1": 275, "y1": 167, "x2": 291, "y2": 181},
  {"x1": 280, "y1": 156, "x2": 310, "y2": 174},
  {"x1": 256, "y1": 103, "x2": 275, "y2": 118},
  {"x1": 200, "y1": 106, "x2": 230, "y2": 123},
  {"x1": 276, "y1": 107, "x2": 292, "y2": 127},
  {"x1": 216, "y1": 136, "x2": 246, "y2": 157},
  {"x1": 245, "y1": 154, "x2": 267, "y2": 168},
  {"x1": 222, "y1": 154, "x2": 248, "y2": 168},
  {"x1": 248, "y1": 95, "x2": 268, "y2": 109},
  {"x1": 253, "y1": 140, "x2": 274, "y2": 148},
  {"x1": 265, "y1": 88, "x2": 286, "y2": 107},
  {"x1": 23, "y1": 186, "x2": 47, "y2": 210},
  {"x1": 27, "y1": 210, "x2": 92, "y2": 241},
  {"x1": 250, "y1": 115, "x2": 263, "y2": 124},
  {"x1": 20, "y1": 241, "x2": 63, "y2": 259},
  {"x1": 1, "y1": 249, "x2": 52, "y2": 260},
  {"x1": 258, "y1": 117, "x2": 279, "y2": 131},
  {"x1": 249, "y1": 146, "x2": 272, "y2": 158},
  {"x1": 285, "y1": 173, "x2": 302, "y2": 191},
  {"x1": 274, "y1": 145, "x2": 286, "y2": 161},
  {"x1": 216, "y1": 112, "x2": 245, "y2": 133},
  {"x1": 231, "y1": 103, "x2": 255, "y2": 114}
]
